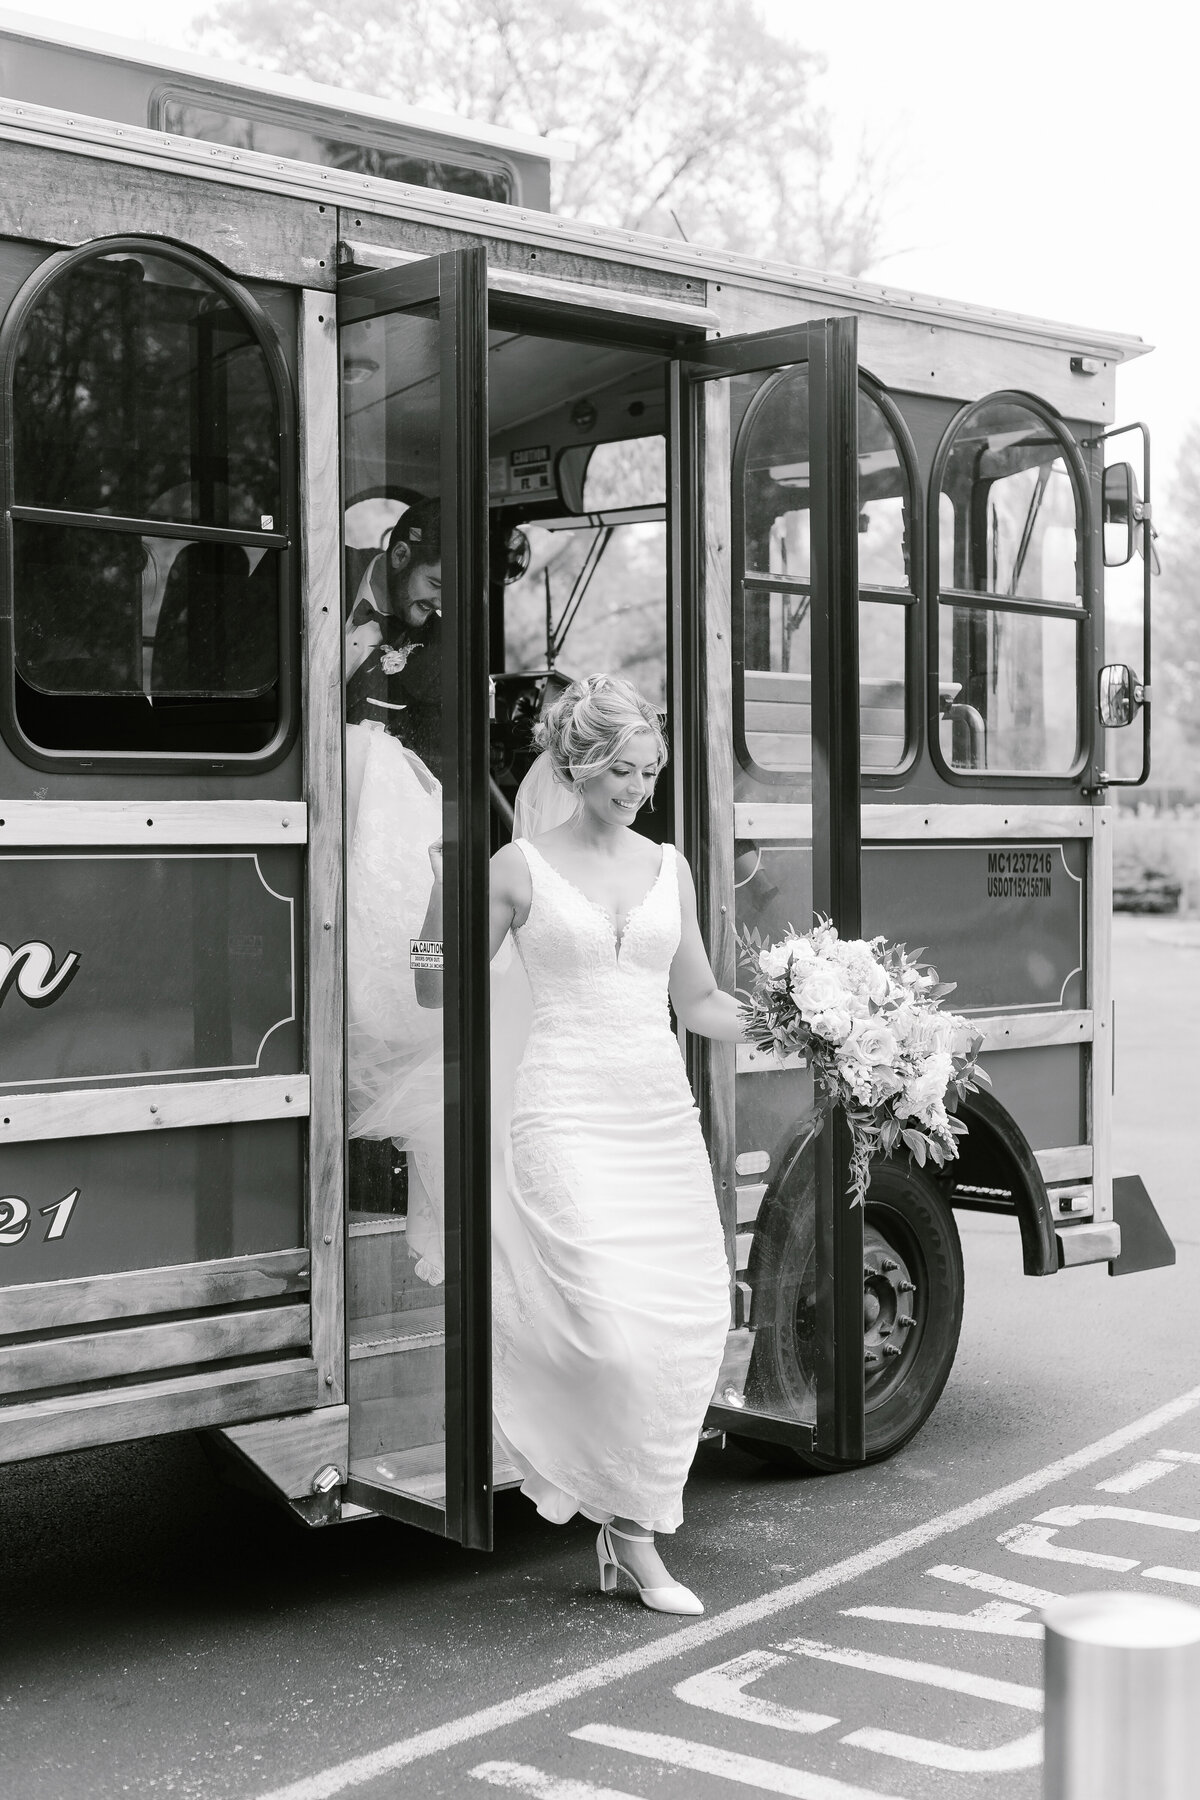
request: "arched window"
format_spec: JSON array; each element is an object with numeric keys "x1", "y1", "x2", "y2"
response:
[
  {"x1": 733, "y1": 367, "x2": 917, "y2": 781},
  {"x1": 933, "y1": 393, "x2": 1087, "y2": 777},
  {"x1": 0, "y1": 239, "x2": 293, "y2": 764}
]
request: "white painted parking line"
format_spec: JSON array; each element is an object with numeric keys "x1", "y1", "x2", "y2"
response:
[
  {"x1": 471, "y1": 1762, "x2": 645, "y2": 1799},
  {"x1": 572, "y1": 1724, "x2": 903, "y2": 1799},
  {"x1": 1159, "y1": 1450, "x2": 1200, "y2": 1464},
  {"x1": 925, "y1": 1563, "x2": 1060, "y2": 1606},
  {"x1": 249, "y1": 1382, "x2": 1200, "y2": 1800},
  {"x1": 674, "y1": 1650, "x2": 839, "y2": 1733},
  {"x1": 773, "y1": 1639, "x2": 1042, "y2": 1710}
]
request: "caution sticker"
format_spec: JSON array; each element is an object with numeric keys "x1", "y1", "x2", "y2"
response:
[{"x1": 409, "y1": 939, "x2": 444, "y2": 970}]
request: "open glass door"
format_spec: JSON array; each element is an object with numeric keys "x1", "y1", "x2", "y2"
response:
[
  {"x1": 674, "y1": 317, "x2": 866, "y2": 1465},
  {"x1": 337, "y1": 249, "x2": 492, "y2": 1546}
]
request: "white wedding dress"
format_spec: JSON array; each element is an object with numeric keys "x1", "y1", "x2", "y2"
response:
[
  {"x1": 344, "y1": 720, "x2": 446, "y2": 1281},
  {"x1": 491, "y1": 838, "x2": 731, "y2": 1534}
]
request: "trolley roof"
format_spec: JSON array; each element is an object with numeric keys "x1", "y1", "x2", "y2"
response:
[
  {"x1": 0, "y1": 6, "x2": 576, "y2": 162},
  {"x1": 0, "y1": 20, "x2": 1149, "y2": 367}
]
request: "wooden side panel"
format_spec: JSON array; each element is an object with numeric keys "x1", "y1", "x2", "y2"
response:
[
  {"x1": 711, "y1": 280, "x2": 1119, "y2": 423},
  {"x1": 0, "y1": 1360, "x2": 319, "y2": 1464},
  {"x1": 0, "y1": 1074, "x2": 309, "y2": 1143},
  {"x1": 0, "y1": 1248, "x2": 309, "y2": 1335},
  {"x1": 337, "y1": 207, "x2": 704, "y2": 304},
  {"x1": 0, "y1": 1304, "x2": 309, "y2": 1394},
  {"x1": 973, "y1": 1010, "x2": 1093, "y2": 1052},
  {"x1": 1037, "y1": 1145, "x2": 1094, "y2": 1183},
  {"x1": 221, "y1": 1404, "x2": 349, "y2": 1498},
  {"x1": 1089, "y1": 806, "x2": 1115, "y2": 1223},
  {"x1": 735, "y1": 802, "x2": 1094, "y2": 842},
  {"x1": 299, "y1": 289, "x2": 346, "y2": 1406},
  {"x1": 0, "y1": 801, "x2": 306, "y2": 845},
  {"x1": 0, "y1": 138, "x2": 334, "y2": 287}
]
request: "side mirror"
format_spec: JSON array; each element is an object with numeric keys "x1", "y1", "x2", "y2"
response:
[
  {"x1": 1102, "y1": 463, "x2": 1137, "y2": 567},
  {"x1": 1098, "y1": 663, "x2": 1146, "y2": 728}
]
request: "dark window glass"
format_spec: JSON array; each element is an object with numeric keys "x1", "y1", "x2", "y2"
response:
[
  {"x1": 936, "y1": 398, "x2": 1084, "y2": 775},
  {"x1": 14, "y1": 251, "x2": 279, "y2": 529},
  {"x1": 6, "y1": 246, "x2": 289, "y2": 760},
  {"x1": 163, "y1": 101, "x2": 512, "y2": 205},
  {"x1": 735, "y1": 370, "x2": 913, "y2": 776}
]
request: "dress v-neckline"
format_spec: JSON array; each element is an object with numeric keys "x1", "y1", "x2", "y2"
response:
[{"x1": 522, "y1": 839, "x2": 668, "y2": 957}]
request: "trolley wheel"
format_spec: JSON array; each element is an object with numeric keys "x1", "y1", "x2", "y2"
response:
[{"x1": 731, "y1": 1157, "x2": 964, "y2": 1472}]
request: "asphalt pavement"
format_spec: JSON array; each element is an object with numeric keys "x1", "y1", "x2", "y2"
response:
[{"x1": 0, "y1": 914, "x2": 1195, "y2": 1800}]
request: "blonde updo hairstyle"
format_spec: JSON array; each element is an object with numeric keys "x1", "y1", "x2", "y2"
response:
[{"x1": 536, "y1": 674, "x2": 667, "y2": 798}]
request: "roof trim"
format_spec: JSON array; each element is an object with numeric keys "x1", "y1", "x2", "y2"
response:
[
  {"x1": 0, "y1": 90, "x2": 1151, "y2": 364},
  {"x1": 0, "y1": 6, "x2": 576, "y2": 161}
]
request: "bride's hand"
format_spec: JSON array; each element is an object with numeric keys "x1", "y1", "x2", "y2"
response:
[{"x1": 427, "y1": 839, "x2": 444, "y2": 884}]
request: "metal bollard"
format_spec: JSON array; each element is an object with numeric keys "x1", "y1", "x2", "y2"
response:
[{"x1": 1043, "y1": 1590, "x2": 1200, "y2": 1799}]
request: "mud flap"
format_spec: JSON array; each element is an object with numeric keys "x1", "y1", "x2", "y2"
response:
[{"x1": 1109, "y1": 1175, "x2": 1176, "y2": 1276}]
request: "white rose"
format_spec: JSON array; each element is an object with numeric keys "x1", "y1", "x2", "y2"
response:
[
  {"x1": 758, "y1": 942, "x2": 794, "y2": 981},
  {"x1": 845, "y1": 1019, "x2": 898, "y2": 1068},
  {"x1": 810, "y1": 1006, "x2": 853, "y2": 1045},
  {"x1": 899, "y1": 1053, "x2": 954, "y2": 1125},
  {"x1": 792, "y1": 964, "x2": 850, "y2": 1020}
]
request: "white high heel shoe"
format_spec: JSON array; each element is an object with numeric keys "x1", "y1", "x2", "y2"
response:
[{"x1": 596, "y1": 1523, "x2": 704, "y2": 1615}]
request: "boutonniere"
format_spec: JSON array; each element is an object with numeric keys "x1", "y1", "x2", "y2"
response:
[{"x1": 380, "y1": 642, "x2": 422, "y2": 676}]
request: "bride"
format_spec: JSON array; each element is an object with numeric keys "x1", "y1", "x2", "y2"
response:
[{"x1": 419, "y1": 674, "x2": 747, "y2": 1615}]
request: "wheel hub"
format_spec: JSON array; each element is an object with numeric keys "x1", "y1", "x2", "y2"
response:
[{"x1": 863, "y1": 1223, "x2": 917, "y2": 1392}]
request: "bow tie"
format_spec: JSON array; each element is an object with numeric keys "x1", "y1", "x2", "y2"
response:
[{"x1": 350, "y1": 597, "x2": 388, "y2": 631}]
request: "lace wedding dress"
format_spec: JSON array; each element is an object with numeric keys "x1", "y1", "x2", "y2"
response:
[{"x1": 492, "y1": 837, "x2": 731, "y2": 1534}]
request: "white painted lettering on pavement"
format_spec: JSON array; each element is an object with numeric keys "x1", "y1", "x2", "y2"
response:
[
  {"x1": 572, "y1": 1724, "x2": 903, "y2": 1799},
  {"x1": 773, "y1": 1639, "x2": 1042, "y2": 1710},
  {"x1": 998, "y1": 1522, "x2": 1138, "y2": 1570},
  {"x1": 925, "y1": 1562, "x2": 1061, "y2": 1605},
  {"x1": 842, "y1": 1600, "x2": 1041, "y2": 1637},
  {"x1": 772, "y1": 1637, "x2": 1043, "y2": 1774},
  {"x1": 842, "y1": 1724, "x2": 1043, "y2": 1774},
  {"x1": 248, "y1": 1384, "x2": 1200, "y2": 1800},
  {"x1": 472, "y1": 1763, "x2": 644, "y2": 1799},
  {"x1": 1097, "y1": 1458, "x2": 1178, "y2": 1493},
  {"x1": 1036, "y1": 1503, "x2": 1200, "y2": 1532},
  {"x1": 674, "y1": 1650, "x2": 839, "y2": 1733}
]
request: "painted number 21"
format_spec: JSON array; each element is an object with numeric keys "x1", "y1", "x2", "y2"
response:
[{"x1": 0, "y1": 1189, "x2": 79, "y2": 1246}]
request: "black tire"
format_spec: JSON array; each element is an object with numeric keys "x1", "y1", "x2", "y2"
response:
[{"x1": 730, "y1": 1153, "x2": 964, "y2": 1472}]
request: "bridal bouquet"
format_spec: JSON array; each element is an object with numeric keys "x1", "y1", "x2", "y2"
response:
[{"x1": 738, "y1": 920, "x2": 988, "y2": 1207}]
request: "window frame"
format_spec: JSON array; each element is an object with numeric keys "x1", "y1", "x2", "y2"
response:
[
  {"x1": 0, "y1": 234, "x2": 298, "y2": 774},
  {"x1": 731, "y1": 365, "x2": 922, "y2": 788},
  {"x1": 150, "y1": 84, "x2": 517, "y2": 207},
  {"x1": 927, "y1": 388, "x2": 1093, "y2": 789},
  {"x1": 856, "y1": 370, "x2": 922, "y2": 787}
]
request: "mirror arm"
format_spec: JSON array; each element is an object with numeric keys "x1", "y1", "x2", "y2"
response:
[{"x1": 1085, "y1": 420, "x2": 1153, "y2": 789}]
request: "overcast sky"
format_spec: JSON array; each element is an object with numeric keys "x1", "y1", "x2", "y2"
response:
[{"x1": 7, "y1": 0, "x2": 1197, "y2": 502}]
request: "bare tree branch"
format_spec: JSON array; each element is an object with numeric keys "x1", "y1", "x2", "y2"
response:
[{"x1": 193, "y1": 0, "x2": 901, "y2": 276}]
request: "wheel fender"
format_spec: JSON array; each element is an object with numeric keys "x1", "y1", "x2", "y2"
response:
[{"x1": 954, "y1": 1088, "x2": 1057, "y2": 1277}]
